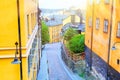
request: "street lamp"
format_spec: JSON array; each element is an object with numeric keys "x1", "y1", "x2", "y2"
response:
[
  {"x1": 11, "y1": 0, "x2": 23, "y2": 80},
  {"x1": 111, "y1": 42, "x2": 120, "y2": 50}
]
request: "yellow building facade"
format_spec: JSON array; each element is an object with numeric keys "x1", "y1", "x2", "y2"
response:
[
  {"x1": 85, "y1": 0, "x2": 120, "y2": 80},
  {"x1": 49, "y1": 24, "x2": 63, "y2": 43},
  {"x1": 0, "y1": 0, "x2": 41, "y2": 80},
  {"x1": 63, "y1": 15, "x2": 80, "y2": 26}
]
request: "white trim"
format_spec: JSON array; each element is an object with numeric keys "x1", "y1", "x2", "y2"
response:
[
  {"x1": 0, "y1": 54, "x2": 27, "y2": 59},
  {"x1": 26, "y1": 25, "x2": 38, "y2": 56},
  {"x1": 0, "y1": 47, "x2": 26, "y2": 50}
]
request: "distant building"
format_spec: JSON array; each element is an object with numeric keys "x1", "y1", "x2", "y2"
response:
[
  {"x1": 62, "y1": 14, "x2": 85, "y2": 34},
  {"x1": 45, "y1": 15, "x2": 66, "y2": 43},
  {"x1": 85, "y1": 0, "x2": 120, "y2": 80},
  {"x1": 0, "y1": 0, "x2": 41, "y2": 80}
]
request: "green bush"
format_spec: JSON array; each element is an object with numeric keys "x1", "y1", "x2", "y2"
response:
[
  {"x1": 68, "y1": 34, "x2": 85, "y2": 53},
  {"x1": 63, "y1": 28, "x2": 78, "y2": 41},
  {"x1": 41, "y1": 21, "x2": 50, "y2": 45}
]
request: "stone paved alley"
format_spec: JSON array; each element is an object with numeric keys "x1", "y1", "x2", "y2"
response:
[{"x1": 37, "y1": 42, "x2": 84, "y2": 80}]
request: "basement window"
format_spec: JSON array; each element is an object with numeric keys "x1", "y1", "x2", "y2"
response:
[
  {"x1": 103, "y1": 19, "x2": 108, "y2": 33},
  {"x1": 117, "y1": 22, "x2": 120, "y2": 37}
]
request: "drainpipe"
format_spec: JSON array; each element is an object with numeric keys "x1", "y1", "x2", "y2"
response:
[
  {"x1": 17, "y1": 0, "x2": 23, "y2": 80},
  {"x1": 90, "y1": 0, "x2": 95, "y2": 70},
  {"x1": 107, "y1": 0, "x2": 114, "y2": 80}
]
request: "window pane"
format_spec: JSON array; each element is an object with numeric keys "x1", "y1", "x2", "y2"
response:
[{"x1": 104, "y1": 20, "x2": 108, "y2": 32}]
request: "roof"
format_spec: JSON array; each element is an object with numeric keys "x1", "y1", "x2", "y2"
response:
[
  {"x1": 45, "y1": 15, "x2": 68, "y2": 26},
  {"x1": 62, "y1": 23, "x2": 85, "y2": 32}
]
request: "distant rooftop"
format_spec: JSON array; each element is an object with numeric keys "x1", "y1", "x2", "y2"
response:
[
  {"x1": 62, "y1": 23, "x2": 85, "y2": 32},
  {"x1": 45, "y1": 15, "x2": 68, "y2": 26}
]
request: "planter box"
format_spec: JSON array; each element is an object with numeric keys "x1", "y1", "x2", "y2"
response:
[{"x1": 72, "y1": 52, "x2": 85, "y2": 62}]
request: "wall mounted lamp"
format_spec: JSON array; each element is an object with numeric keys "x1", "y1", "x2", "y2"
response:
[
  {"x1": 11, "y1": 42, "x2": 21, "y2": 64},
  {"x1": 111, "y1": 42, "x2": 120, "y2": 50}
]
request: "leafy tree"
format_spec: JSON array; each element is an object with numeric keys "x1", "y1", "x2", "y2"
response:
[
  {"x1": 68, "y1": 34, "x2": 85, "y2": 53},
  {"x1": 41, "y1": 21, "x2": 49, "y2": 45},
  {"x1": 63, "y1": 28, "x2": 78, "y2": 41}
]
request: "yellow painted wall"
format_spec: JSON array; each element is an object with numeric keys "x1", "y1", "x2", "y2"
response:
[
  {"x1": 109, "y1": 0, "x2": 120, "y2": 72},
  {"x1": 63, "y1": 15, "x2": 80, "y2": 26},
  {"x1": 0, "y1": 57, "x2": 28, "y2": 80},
  {"x1": 63, "y1": 16, "x2": 71, "y2": 26},
  {"x1": 75, "y1": 15, "x2": 80, "y2": 23},
  {"x1": 85, "y1": 0, "x2": 120, "y2": 73},
  {"x1": 92, "y1": 0, "x2": 111, "y2": 62},
  {"x1": 49, "y1": 24, "x2": 62, "y2": 43},
  {"x1": 0, "y1": 0, "x2": 39, "y2": 80}
]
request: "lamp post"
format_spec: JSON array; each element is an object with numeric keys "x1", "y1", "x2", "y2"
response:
[{"x1": 11, "y1": 0, "x2": 23, "y2": 80}]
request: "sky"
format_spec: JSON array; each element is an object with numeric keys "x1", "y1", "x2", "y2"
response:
[{"x1": 39, "y1": 0, "x2": 87, "y2": 9}]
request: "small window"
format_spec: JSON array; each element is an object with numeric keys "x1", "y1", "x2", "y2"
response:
[
  {"x1": 117, "y1": 22, "x2": 120, "y2": 37},
  {"x1": 96, "y1": 0, "x2": 100, "y2": 4},
  {"x1": 105, "y1": 0, "x2": 109, "y2": 4},
  {"x1": 89, "y1": 17, "x2": 92, "y2": 27},
  {"x1": 103, "y1": 19, "x2": 108, "y2": 32},
  {"x1": 96, "y1": 18, "x2": 100, "y2": 29}
]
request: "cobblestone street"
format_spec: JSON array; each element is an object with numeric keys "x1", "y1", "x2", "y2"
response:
[{"x1": 37, "y1": 42, "x2": 84, "y2": 80}]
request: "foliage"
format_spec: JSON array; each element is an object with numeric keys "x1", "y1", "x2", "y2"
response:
[
  {"x1": 41, "y1": 21, "x2": 49, "y2": 45},
  {"x1": 63, "y1": 28, "x2": 78, "y2": 41},
  {"x1": 68, "y1": 34, "x2": 85, "y2": 53}
]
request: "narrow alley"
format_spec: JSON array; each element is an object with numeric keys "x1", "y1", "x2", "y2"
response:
[{"x1": 37, "y1": 43, "x2": 84, "y2": 80}]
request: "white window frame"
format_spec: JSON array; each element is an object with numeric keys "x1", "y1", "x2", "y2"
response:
[
  {"x1": 117, "y1": 22, "x2": 120, "y2": 37},
  {"x1": 103, "y1": 19, "x2": 108, "y2": 33},
  {"x1": 96, "y1": 18, "x2": 100, "y2": 29}
]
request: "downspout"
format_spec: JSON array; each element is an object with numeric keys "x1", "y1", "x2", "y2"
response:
[
  {"x1": 17, "y1": 0, "x2": 23, "y2": 80},
  {"x1": 107, "y1": 0, "x2": 114, "y2": 80},
  {"x1": 90, "y1": 0, "x2": 95, "y2": 70}
]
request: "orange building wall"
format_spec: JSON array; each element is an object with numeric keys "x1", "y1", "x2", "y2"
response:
[
  {"x1": 85, "y1": 0, "x2": 120, "y2": 73},
  {"x1": 110, "y1": 0, "x2": 120, "y2": 72}
]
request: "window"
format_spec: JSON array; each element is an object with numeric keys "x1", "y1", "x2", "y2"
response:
[
  {"x1": 117, "y1": 22, "x2": 120, "y2": 37},
  {"x1": 96, "y1": 0, "x2": 100, "y2": 4},
  {"x1": 89, "y1": 17, "x2": 92, "y2": 27},
  {"x1": 103, "y1": 19, "x2": 108, "y2": 32},
  {"x1": 105, "y1": 0, "x2": 109, "y2": 4},
  {"x1": 96, "y1": 18, "x2": 100, "y2": 29}
]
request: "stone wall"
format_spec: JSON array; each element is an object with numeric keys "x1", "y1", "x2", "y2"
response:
[
  {"x1": 108, "y1": 66, "x2": 120, "y2": 80},
  {"x1": 85, "y1": 46, "x2": 120, "y2": 80},
  {"x1": 85, "y1": 46, "x2": 92, "y2": 69},
  {"x1": 92, "y1": 52, "x2": 107, "y2": 80}
]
